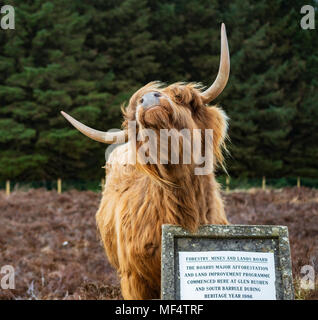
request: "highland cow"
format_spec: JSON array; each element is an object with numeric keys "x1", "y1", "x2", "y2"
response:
[{"x1": 62, "y1": 23, "x2": 230, "y2": 300}]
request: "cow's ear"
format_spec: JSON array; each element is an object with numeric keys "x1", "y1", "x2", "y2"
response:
[
  {"x1": 183, "y1": 85, "x2": 204, "y2": 112},
  {"x1": 189, "y1": 91, "x2": 203, "y2": 111},
  {"x1": 167, "y1": 84, "x2": 203, "y2": 111},
  {"x1": 205, "y1": 106, "x2": 228, "y2": 165}
]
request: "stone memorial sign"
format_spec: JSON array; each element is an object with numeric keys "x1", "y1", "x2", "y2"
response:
[{"x1": 161, "y1": 224, "x2": 294, "y2": 300}]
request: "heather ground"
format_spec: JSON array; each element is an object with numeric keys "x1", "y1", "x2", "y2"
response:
[{"x1": 0, "y1": 187, "x2": 317, "y2": 299}]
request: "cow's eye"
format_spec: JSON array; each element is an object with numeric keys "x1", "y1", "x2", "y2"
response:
[{"x1": 175, "y1": 94, "x2": 182, "y2": 100}]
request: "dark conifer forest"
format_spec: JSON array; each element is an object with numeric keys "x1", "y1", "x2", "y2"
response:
[{"x1": 0, "y1": 0, "x2": 317, "y2": 186}]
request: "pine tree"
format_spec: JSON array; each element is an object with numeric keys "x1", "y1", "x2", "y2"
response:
[
  {"x1": 0, "y1": 0, "x2": 94, "y2": 180},
  {"x1": 218, "y1": 0, "x2": 318, "y2": 179}
]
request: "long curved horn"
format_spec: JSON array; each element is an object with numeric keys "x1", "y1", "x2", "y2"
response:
[
  {"x1": 61, "y1": 111, "x2": 126, "y2": 144},
  {"x1": 201, "y1": 23, "x2": 230, "y2": 103}
]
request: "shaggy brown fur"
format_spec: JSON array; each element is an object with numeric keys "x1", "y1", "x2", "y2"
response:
[{"x1": 96, "y1": 82, "x2": 229, "y2": 300}]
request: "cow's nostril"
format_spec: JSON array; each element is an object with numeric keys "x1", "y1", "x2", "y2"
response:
[{"x1": 154, "y1": 92, "x2": 161, "y2": 98}]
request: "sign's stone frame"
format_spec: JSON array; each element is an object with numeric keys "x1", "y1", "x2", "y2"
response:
[{"x1": 161, "y1": 224, "x2": 294, "y2": 300}]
